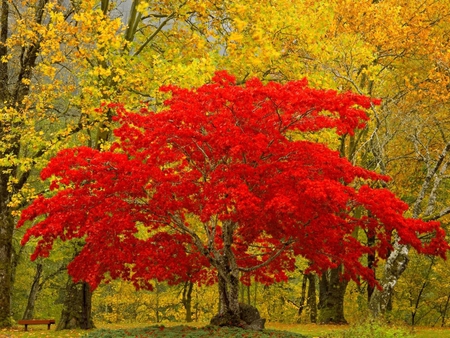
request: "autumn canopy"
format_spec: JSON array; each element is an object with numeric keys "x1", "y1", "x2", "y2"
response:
[{"x1": 19, "y1": 72, "x2": 448, "y2": 322}]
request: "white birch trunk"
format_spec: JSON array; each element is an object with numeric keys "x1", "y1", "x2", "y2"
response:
[
  {"x1": 369, "y1": 139, "x2": 450, "y2": 317},
  {"x1": 368, "y1": 237, "x2": 409, "y2": 316}
]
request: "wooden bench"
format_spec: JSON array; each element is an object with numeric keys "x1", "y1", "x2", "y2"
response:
[{"x1": 17, "y1": 319, "x2": 56, "y2": 331}]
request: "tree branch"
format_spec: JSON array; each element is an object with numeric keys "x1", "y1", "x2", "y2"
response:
[
  {"x1": 0, "y1": 0, "x2": 9, "y2": 101},
  {"x1": 239, "y1": 239, "x2": 294, "y2": 273},
  {"x1": 14, "y1": 116, "x2": 85, "y2": 191},
  {"x1": 412, "y1": 140, "x2": 450, "y2": 218},
  {"x1": 132, "y1": 13, "x2": 175, "y2": 57},
  {"x1": 422, "y1": 206, "x2": 450, "y2": 221}
]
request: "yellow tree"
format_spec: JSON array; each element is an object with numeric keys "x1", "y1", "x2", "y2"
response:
[
  {"x1": 0, "y1": 0, "x2": 77, "y2": 327},
  {"x1": 0, "y1": 0, "x2": 136, "y2": 327}
]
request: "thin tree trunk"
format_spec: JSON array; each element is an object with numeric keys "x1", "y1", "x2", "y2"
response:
[
  {"x1": 410, "y1": 257, "x2": 434, "y2": 326},
  {"x1": 296, "y1": 273, "x2": 308, "y2": 322},
  {"x1": 22, "y1": 263, "x2": 43, "y2": 320},
  {"x1": 195, "y1": 287, "x2": 199, "y2": 321},
  {"x1": 57, "y1": 278, "x2": 94, "y2": 330},
  {"x1": 441, "y1": 294, "x2": 450, "y2": 327},
  {"x1": 306, "y1": 273, "x2": 317, "y2": 323},
  {"x1": 240, "y1": 281, "x2": 244, "y2": 303},
  {"x1": 367, "y1": 233, "x2": 376, "y2": 301},
  {"x1": 254, "y1": 282, "x2": 257, "y2": 307},
  {"x1": 155, "y1": 284, "x2": 160, "y2": 323},
  {"x1": 23, "y1": 263, "x2": 65, "y2": 320},
  {"x1": 0, "y1": 200, "x2": 13, "y2": 327}
]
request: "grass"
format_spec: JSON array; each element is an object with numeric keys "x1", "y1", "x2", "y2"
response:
[
  {"x1": 1, "y1": 322, "x2": 450, "y2": 338},
  {"x1": 84, "y1": 325, "x2": 309, "y2": 337},
  {"x1": 410, "y1": 327, "x2": 450, "y2": 338},
  {"x1": 266, "y1": 323, "x2": 346, "y2": 337}
]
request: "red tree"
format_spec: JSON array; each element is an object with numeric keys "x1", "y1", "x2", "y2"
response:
[{"x1": 19, "y1": 72, "x2": 448, "y2": 326}]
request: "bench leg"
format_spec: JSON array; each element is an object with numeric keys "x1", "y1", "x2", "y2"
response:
[
  {"x1": 24, "y1": 324, "x2": 28, "y2": 331},
  {"x1": 47, "y1": 323, "x2": 51, "y2": 330}
]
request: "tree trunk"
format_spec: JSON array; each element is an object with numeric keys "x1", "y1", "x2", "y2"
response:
[
  {"x1": 296, "y1": 273, "x2": 308, "y2": 322},
  {"x1": 182, "y1": 281, "x2": 194, "y2": 322},
  {"x1": 318, "y1": 266, "x2": 348, "y2": 324},
  {"x1": 306, "y1": 273, "x2": 317, "y2": 323},
  {"x1": 410, "y1": 257, "x2": 434, "y2": 326},
  {"x1": 367, "y1": 233, "x2": 376, "y2": 301},
  {"x1": 368, "y1": 238, "x2": 408, "y2": 317},
  {"x1": 0, "y1": 0, "x2": 50, "y2": 329},
  {"x1": 217, "y1": 272, "x2": 241, "y2": 321},
  {"x1": 368, "y1": 139, "x2": 450, "y2": 318},
  {"x1": 155, "y1": 284, "x2": 160, "y2": 323},
  {"x1": 180, "y1": 218, "x2": 265, "y2": 329},
  {"x1": 22, "y1": 263, "x2": 43, "y2": 320},
  {"x1": 441, "y1": 294, "x2": 450, "y2": 327},
  {"x1": 10, "y1": 240, "x2": 25, "y2": 313},
  {"x1": 57, "y1": 278, "x2": 94, "y2": 330},
  {"x1": 0, "y1": 197, "x2": 13, "y2": 328},
  {"x1": 211, "y1": 232, "x2": 268, "y2": 330},
  {"x1": 214, "y1": 220, "x2": 242, "y2": 324}
]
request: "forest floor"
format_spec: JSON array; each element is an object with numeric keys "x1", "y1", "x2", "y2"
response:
[{"x1": 1, "y1": 322, "x2": 449, "y2": 338}]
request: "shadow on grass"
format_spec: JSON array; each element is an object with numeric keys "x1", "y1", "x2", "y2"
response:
[{"x1": 82, "y1": 325, "x2": 310, "y2": 338}]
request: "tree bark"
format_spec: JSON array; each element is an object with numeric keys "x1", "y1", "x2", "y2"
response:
[
  {"x1": 306, "y1": 273, "x2": 317, "y2": 323},
  {"x1": 0, "y1": 0, "x2": 12, "y2": 325},
  {"x1": 0, "y1": 0, "x2": 9, "y2": 102},
  {"x1": 182, "y1": 281, "x2": 194, "y2": 322},
  {"x1": 214, "y1": 220, "x2": 242, "y2": 323},
  {"x1": 368, "y1": 237, "x2": 408, "y2": 317},
  {"x1": 318, "y1": 266, "x2": 348, "y2": 324},
  {"x1": 367, "y1": 233, "x2": 376, "y2": 301},
  {"x1": 296, "y1": 273, "x2": 308, "y2": 322},
  {"x1": 22, "y1": 263, "x2": 65, "y2": 320},
  {"x1": 217, "y1": 271, "x2": 241, "y2": 322},
  {"x1": 369, "y1": 141, "x2": 450, "y2": 317},
  {"x1": 174, "y1": 216, "x2": 266, "y2": 329},
  {"x1": 0, "y1": 196, "x2": 13, "y2": 327},
  {"x1": 57, "y1": 278, "x2": 94, "y2": 330},
  {"x1": 155, "y1": 284, "x2": 160, "y2": 323},
  {"x1": 440, "y1": 294, "x2": 450, "y2": 327},
  {"x1": 0, "y1": 0, "x2": 49, "y2": 329},
  {"x1": 22, "y1": 263, "x2": 43, "y2": 320}
]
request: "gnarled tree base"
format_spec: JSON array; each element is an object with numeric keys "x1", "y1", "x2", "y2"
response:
[{"x1": 210, "y1": 303, "x2": 266, "y2": 331}]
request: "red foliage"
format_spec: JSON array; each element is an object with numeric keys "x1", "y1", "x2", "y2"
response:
[{"x1": 18, "y1": 72, "x2": 448, "y2": 290}]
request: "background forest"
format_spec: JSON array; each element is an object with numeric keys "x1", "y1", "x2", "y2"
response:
[{"x1": 2, "y1": 0, "x2": 450, "y2": 331}]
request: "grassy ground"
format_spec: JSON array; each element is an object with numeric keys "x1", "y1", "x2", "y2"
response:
[
  {"x1": 1, "y1": 322, "x2": 449, "y2": 338},
  {"x1": 409, "y1": 327, "x2": 450, "y2": 338}
]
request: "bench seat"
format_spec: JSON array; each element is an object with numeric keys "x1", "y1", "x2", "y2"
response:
[{"x1": 17, "y1": 319, "x2": 56, "y2": 331}]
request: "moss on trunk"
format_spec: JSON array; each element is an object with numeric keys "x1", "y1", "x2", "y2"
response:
[{"x1": 57, "y1": 278, "x2": 94, "y2": 330}]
